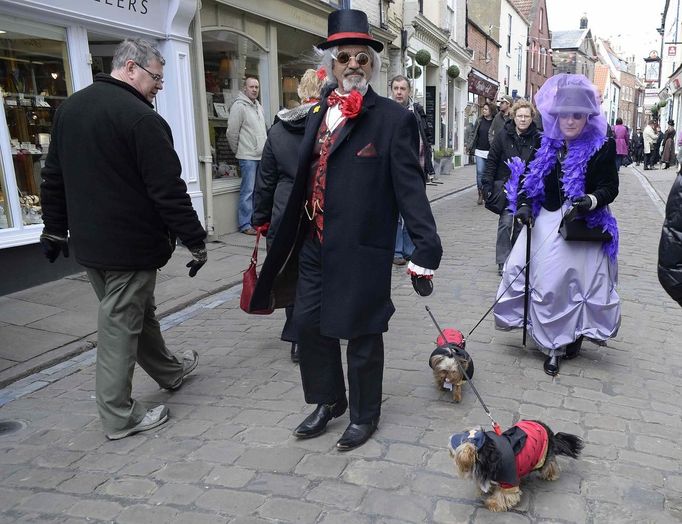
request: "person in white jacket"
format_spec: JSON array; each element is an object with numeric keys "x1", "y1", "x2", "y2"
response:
[
  {"x1": 227, "y1": 76, "x2": 268, "y2": 234},
  {"x1": 643, "y1": 120, "x2": 657, "y2": 170}
]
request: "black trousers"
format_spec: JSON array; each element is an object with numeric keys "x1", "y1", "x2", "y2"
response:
[{"x1": 293, "y1": 235, "x2": 384, "y2": 424}]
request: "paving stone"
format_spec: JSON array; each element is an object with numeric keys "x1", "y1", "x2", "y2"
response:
[
  {"x1": 153, "y1": 460, "x2": 213, "y2": 483},
  {"x1": 17, "y1": 491, "x2": 79, "y2": 513},
  {"x1": 432, "y1": 500, "x2": 476, "y2": 523},
  {"x1": 318, "y1": 510, "x2": 372, "y2": 524},
  {"x1": 4, "y1": 466, "x2": 74, "y2": 489},
  {"x1": 0, "y1": 486, "x2": 32, "y2": 511},
  {"x1": 305, "y1": 479, "x2": 366, "y2": 508},
  {"x1": 65, "y1": 499, "x2": 124, "y2": 520},
  {"x1": 190, "y1": 441, "x2": 246, "y2": 465},
  {"x1": 236, "y1": 446, "x2": 306, "y2": 472},
  {"x1": 247, "y1": 471, "x2": 310, "y2": 497},
  {"x1": 533, "y1": 491, "x2": 586, "y2": 521},
  {"x1": 257, "y1": 497, "x2": 321, "y2": 522},
  {"x1": 116, "y1": 504, "x2": 180, "y2": 524},
  {"x1": 149, "y1": 482, "x2": 205, "y2": 505},
  {"x1": 294, "y1": 453, "x2": 349, "y2": 478},
  {"x1": 384, "y1": 442, "x2": 429, "y2": 465},
  {"x1": 56, "y1": 471, "x2": 109, "y2": 494},
  {"x1": 98, "y1": 477, "x2": 158, "y2": 498},
  {"x1": 203, "y1": 465, "x2": 256, "y2": 488},
  {"x1": 358, "y1": 488, "x2": 431, "y2": 523},
  {"x1": 194, "y1": 488, "x2": 266, "y2": 514},
  {"x1": 343, "y1": 459, "x2": 411, "y2": 489}
]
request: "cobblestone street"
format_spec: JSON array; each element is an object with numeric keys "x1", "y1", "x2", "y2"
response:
[{"x1": 1, "y1": 165, "x2": 681, "y2": 523}]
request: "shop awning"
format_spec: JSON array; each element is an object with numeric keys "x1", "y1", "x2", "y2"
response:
[{"x1": 467, "y1": 69, "x2": 499, "y2": 99}]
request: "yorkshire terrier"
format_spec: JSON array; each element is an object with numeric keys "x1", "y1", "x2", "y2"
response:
[
  {"x1": 428, "y1": 328, "x2": 474, "y2": 403},
  {"x1": 448, "y1": 420, "x2": 583, "y2": 512}
]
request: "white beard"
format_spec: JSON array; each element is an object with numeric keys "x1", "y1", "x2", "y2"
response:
[{"x1": 342, "y1": 75, "x2": 368, "y2": 95}]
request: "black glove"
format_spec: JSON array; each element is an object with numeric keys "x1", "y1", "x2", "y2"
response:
[
  {"x1": 572, "y1": 195, "x2": 593, "y2": 212},
  {"x1": 411, "y1": 274, "x2": 433, "y2": 297},
  {"x1": 186, "y1": 246, "x2": 207, "y2": 277},
  {"x1": 39, "y1": 233, "x2": 69, "y2": 263},
  {"x1": 515, "y1": 205, "x2": 534, "y2": 226}
]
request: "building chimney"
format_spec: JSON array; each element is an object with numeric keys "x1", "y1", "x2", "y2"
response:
[{"x1": 580, "y1": 13, "x2": 588, "y2": 29}]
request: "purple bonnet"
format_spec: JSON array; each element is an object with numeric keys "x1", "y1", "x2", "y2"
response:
[{"x1": 535, "y1": 74, "x2": 606, "y2": 140}]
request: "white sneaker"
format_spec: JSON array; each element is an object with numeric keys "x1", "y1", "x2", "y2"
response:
[
  {"x1": 168, "y1": 350, "x2": 199, "y2": 391},
  {"x1": 106, "y1": 405, "x2": 169, "y2": 440}
]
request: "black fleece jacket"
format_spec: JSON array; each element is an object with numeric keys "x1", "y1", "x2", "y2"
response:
[{"x1": 41, "y1": 74, "x2": 205, "y2": 270}]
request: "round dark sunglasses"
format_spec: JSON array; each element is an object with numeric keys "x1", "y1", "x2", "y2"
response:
[
  {"x1": 558, "y1": 112, "x2": 586, "y2": 120},
  {"x1": 333, "y1": 51, "x2": 371, "y2": 66}
]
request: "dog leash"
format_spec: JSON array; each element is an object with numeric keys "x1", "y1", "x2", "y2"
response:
[{"x1": 425, "y1": 306, "x2": 502, "y2": 436}]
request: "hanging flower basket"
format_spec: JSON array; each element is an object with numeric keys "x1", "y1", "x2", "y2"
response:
[
  {"x1": 407, "y1": 66, "x2": 422, "y2": 79},
  {"x1": 415, "y1": 49, "x2": 431, "y2": 66},
  {"x1": 447, "y1": 65, "x2": 460, "y2": 79},
  {"x1": 658, "y1": 99, "x2": 668, "y2": 108}
]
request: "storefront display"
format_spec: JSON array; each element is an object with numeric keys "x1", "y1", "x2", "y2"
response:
[{"x1": 0, "y1": 17, "x2": 71, "y2": 228}]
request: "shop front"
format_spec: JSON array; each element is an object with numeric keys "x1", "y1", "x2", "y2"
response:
[
  {"x1": 0, "y1": 0, "x2": 202, "y2": 293},
  {"x1": 193, "y1": 0, "x2": 394, "y2": 236}
]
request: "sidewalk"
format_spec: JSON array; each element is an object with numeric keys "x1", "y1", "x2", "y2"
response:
[{"x1": 0, "y1": 166, "x2": 476, "y2": 388}]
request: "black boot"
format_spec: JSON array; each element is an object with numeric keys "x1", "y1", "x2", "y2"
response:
[
  {"x1": 293, "y1": 398, "x2": 348, "y2": 439},
  {"x1": 290, "y1": 343, "x2": 299, "y2": 363},
  {"x1": 543, "y1": 355, "x2": 560, "y2": 376},
  {"x1": 564, "y1": 336, "x2": 583, "y2": 360}
]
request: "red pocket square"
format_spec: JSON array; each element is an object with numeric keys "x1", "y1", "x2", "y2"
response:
[{"x1": 356, "y1": 143, "x2": 378, "y2": 157}]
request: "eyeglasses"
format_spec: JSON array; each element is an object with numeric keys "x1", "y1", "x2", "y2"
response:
[
  {"x1": 134, "y1": 62, "x2": 164, "y2": 83},
  {"x1": 332, "y1": 51, "x2": 371, "y2": 66},
  {"x1": 558, "y1": 112, "x2": 586, "y2": 120}
]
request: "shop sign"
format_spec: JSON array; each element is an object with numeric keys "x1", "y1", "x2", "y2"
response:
[
  {"x1": 669, "y1": 45, "x2": 677, "y2": 57},
  {"x1": 25, "y1": 0, "x2": 168, "y2": 33},
  {"x1": 467, "y1": 70, "x2": 499, "y2": 99}
]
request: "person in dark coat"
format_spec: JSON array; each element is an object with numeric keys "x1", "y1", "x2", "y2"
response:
[
  {"x1": 658, "y1": 170, "x2": 682, "y2": 306},
  {"x1": 661, "y1": 120, "x2": 677, "y2": 169},
  {"x1": 250, "y1": 10, "x2": 442, "y2": 451},
  {"x1": 481, "y1": 99, "x2": 541, "y2": 275},
  {"x1": 631, "y1": 127, "x2": 644, "y2": 165},
  {"x1": 40, "y1": 39, "x2": 206, "y2": 440},
  {"x1": 252, "y1": 69, "x2": 324, "y2": 363},
  {"x1": 651, "y1": 125, "x2": 664, "y2": 168}
]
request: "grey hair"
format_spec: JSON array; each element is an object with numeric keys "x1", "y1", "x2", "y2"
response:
[
  {"x1": 111, "y1": 38, "x2": 165, "y2": 70},
  {"x1": 316, "y1": 45, "x2": 382, "y2": 86}
]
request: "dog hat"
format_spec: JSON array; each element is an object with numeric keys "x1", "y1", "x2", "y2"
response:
[
  {"x1": 449, "y1": 428, "x2": 485, "y2": 450},
  {"x1": 316, "y1": 9, "x2": 384, "y2": 52}
]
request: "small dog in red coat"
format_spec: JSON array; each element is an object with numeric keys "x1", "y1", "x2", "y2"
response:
[
  {"x1": 428, "y1": 328, "x2": 474, "y2": 403},
  {"x1": 448, "y1": 420, "x2": 583, "y2": 512}
]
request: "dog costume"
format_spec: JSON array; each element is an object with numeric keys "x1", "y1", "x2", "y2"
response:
[
  {"x1": 428, "y1": 328, "x2": 474, "y2": 378},
  {"x1": 449, "y1": 420, "x2": 549, "y2": 487}
]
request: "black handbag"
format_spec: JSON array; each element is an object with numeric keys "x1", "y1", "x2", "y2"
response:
[
  {"x1": 484, "y1": 180, "x2": 507, "y2": 215},
  {"x1": 559, "y1": 217, "x2": 612, "y2": 242}
]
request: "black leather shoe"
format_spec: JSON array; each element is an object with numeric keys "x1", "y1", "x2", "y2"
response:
[
  {"x1": 293, "y1": 398, "x2": 347, "y2": 439},
  {"x1": 290, "y1": 343, "x2": 299, "y2": 363},
  {"x1": 336, "y1": 419, "x2": 379, "y2": 451},
  {"x1": 544, "y1": 355, "x2": 560, "y2": 376},
  {"x1": 564, "y1": 336, "x2": 583, "y2": 360}
]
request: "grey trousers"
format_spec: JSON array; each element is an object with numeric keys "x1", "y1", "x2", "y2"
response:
[
  {"x1": 496, "y1": 210, "x2": 521, "y2": 265},
  {"x1": 86, "y1": 268, "x2": 183, "y2": 433}
]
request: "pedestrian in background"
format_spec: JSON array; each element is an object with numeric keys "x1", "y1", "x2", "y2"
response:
[
  {"x1": 651, "y1": 122, "x2": 664, "y2": 168},
  {"x1": 495, "y1": 74, "x2": 620, "y2": 377},
  {"x1": 643, "y1": 120, "x2": 657, "y2": 170},
  {"x1": 661, "y1": 119, "x2": 677, "y2": 169},
  {"x1": 250, "y1": 9, "x2": 442, "y2": 451},
  {"x1": 466, "y1": 101, "x2": 497, "y2": 205},
  {"x1": 613, "y1": 117, "x2": 629, "y2": 172},
  {"x1": 389, "y1": 74, "x2": 435, "y2": 266},
  {"x1": 659, "y1": 169, "x2": 682, "y2": 306},
  {"x1": 227, "y1": 76, "x2": 268, "y2": 235},
  {"x1": 631, "y1": 127, "x2": 644, "y2": 166},
  {"x1": 40, "y1": 38, "x2": 206, "y2": 440},
  {"x1": 482, "y1": 99, "x2": 541, "y2": 276},
  {"x1": 488, "y1": 94, "x2": 513, "y2": 144},
  {"x1": 252, "y1": 68, "x2": 325, "y2": 363}
]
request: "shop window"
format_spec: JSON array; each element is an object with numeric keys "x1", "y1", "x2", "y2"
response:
[
  {"x1": 202, "y1": 30, "x2": 267, "y2": 181},
  {"x1": 277, "y1": 25, "x2": 320, "y2": 110},
  {"x1": 0, "y1": 16, "x2": 71, "y2": 229}
]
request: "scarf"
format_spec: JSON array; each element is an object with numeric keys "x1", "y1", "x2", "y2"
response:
[{"x1": 505, "y1": 127, "x2": 619, "y2": 261}]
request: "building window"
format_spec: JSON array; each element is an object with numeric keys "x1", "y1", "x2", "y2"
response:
[
  {"x1": 517, "y1": 45, "x2": 522, "y2": 79},
  {"x1": 505, "y1": 65, "x2": 510, "y2": 94},
  {"x1": 507, "y1": 14, "x2": 512, "y2": 55},
  {"x1": 541, "y1": 47, "x2": 547, "y2": 75},
  {"x1": 539, "y1": 8, "x2": 544, "y2": 31},
  {"x1": 0, "y1": 16, "x2": 72, "y2": 231},
  {"x1": 202, "y1": 30, "x2": 267, "y2": 182},
  {"x1": 530, "y1": 41, "x2": 535, "y2": 71}
]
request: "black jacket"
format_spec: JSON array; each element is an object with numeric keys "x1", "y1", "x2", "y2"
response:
[
  {"x1": 659, "y1": 173, "x2": 682, "y2": 306},
  {"x1": 413, "y1": 102, "x2": 435, "y2": 176},
  {"x1": 41, "y1": 74, "x2": 205, "y2": 270},
  {"x1": 251, "y1": 86, "x2": 442, "y2": 339},
  {"x1": 481, "y1": 119, "x2": 540, "y2": 198},
  {"x1": 252, "y1": 104, "x2": 311, "y2": 247}
]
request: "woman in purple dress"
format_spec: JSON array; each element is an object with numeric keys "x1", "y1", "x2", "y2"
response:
[{"x1": 494, "y1": 74, "x2": 621, "y2": 376}]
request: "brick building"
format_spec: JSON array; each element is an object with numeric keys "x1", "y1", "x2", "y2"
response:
[
  {"x1": 466, "y1": 18, "x2": 501, "y2": 99},
  {"x1": 513, "y1": 0, "x2": 553, "y2": 102}
]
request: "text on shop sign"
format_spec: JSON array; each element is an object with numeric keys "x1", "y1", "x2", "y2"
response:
[{"x1": 92, "y1": 0, "x2": 149, "y2": 15}]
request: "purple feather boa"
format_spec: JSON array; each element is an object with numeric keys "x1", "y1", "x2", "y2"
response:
[{"x1": 505, "y1": 127, "x2": 619, "y2": 260}]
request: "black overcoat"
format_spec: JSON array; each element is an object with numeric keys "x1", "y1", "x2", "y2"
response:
[
  {"x1": 250, "y1": 86, "x2": 442, "y2": 339},
  {"x1": 659, "y1": 173, "x2": 682, "y2": 306}
]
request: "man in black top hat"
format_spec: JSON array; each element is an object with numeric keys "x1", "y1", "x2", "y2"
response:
[{"x1": 250, "y1": 9, "x2": 442, "y2": 450}]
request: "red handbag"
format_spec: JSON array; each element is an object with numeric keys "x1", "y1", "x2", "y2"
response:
[{"x1": 240, "y1": 229, "x2": 274, "y2": 315}]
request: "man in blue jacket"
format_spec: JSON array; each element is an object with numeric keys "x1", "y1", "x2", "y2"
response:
[{"x1": 40, "y1": 39, "x2": 207, "y2": 440}]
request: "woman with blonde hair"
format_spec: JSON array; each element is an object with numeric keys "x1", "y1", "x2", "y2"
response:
[
  {"x1": 252, "y1": 68, "x2": 325, "y2": 362},
  {"x1": 482, "y1": 99, "x2": 541, "y2": 275}
]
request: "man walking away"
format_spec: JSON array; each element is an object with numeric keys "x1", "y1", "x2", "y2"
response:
[{"x1": 40, "y1": 38, "x2": 207, "y2": 440}]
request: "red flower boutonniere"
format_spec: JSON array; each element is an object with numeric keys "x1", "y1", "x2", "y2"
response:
[{"x1": 342, "y1": 90, "x2": 363, "y2": 119}]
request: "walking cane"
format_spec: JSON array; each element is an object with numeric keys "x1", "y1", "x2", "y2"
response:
[{"x1": 522, "y1": 223, "x2": 531, "y2": 347}]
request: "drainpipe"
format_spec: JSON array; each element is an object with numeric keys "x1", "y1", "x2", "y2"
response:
[{"x1": 192, "y1": 2, "x2": 215, "y2": 237}]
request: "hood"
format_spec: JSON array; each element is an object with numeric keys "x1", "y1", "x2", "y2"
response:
[{"x1": 275, "y1": 101, "x2": 318, "y2": 133}]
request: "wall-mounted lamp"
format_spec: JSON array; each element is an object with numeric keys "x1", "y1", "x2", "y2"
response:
[{"x1": 50, "y1": 72, "x2": 58, "y2": 80}]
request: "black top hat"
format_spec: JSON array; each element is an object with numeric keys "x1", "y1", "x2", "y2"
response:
[
  {"x1": 668, "y1": 119, "x2": 675, "y2": 126},
  {"x1": 548, "y1": 85, "x2": 599, "y2": 116},
  {"x1": 317, "y1": 9, "x2": 383, "y2": 52}
]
